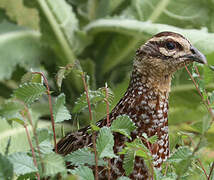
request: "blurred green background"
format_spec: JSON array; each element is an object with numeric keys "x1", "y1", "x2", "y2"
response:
[{"x1": 0, "y1": 0, "x2": 214, "y2": 167}]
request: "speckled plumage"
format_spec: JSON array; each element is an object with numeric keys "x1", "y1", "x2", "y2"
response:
[{"x1": 57, "y1": 32, "x2": 207, "y2": 179}]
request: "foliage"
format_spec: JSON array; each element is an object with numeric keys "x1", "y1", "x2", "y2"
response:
[{"x1": 0, "y1": 0, "x2": 214, "y2": 179}]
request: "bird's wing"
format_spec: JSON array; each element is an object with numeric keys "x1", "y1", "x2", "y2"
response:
[{"x1": 56, "y1": 126, "x2": 93, "y2": 155}]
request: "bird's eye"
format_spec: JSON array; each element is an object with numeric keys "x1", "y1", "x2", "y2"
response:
[{"x1": 166, "y1": 41, "x2": 176, "y2": 50}]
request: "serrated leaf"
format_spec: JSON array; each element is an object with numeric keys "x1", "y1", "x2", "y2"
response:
[
  {"x1": 168, "y1": 146, "x2": 193, "y2": 163},
  {"x1": 73, "y1": 88, "x2": 114, "y2": 113},
  {"x1": 123, "y1": 150, "x2": 135, "y2": 176},
  {"x1": 13, "y1": 83, "x2": 46, "y2": 105},
  {"x1": 96, "y1": 127, "x2": 117, "y2": 158},
  {"x1": 110, "y1": 115, "x2": 136, "y2": 139},
  {"x1": 0, "y1": 100, "x2": 23, "y2": 120},
  {"x1": 21, "y1": 73, "x2": 42, "y2": 84},
  {"x1": 148, "y1": 135, "x2": 158, "y2": 144},
  {"x1": 43, "y1": 152, "x2": 66, "y2": 176},
  {"x1": 8, "y1": 152, "x2": 38, "y2": 175},
  {"x1": 191, "y1": 115, "x2": 211, "y2": 135},
  {"x1": 0, "y1": 153, "x2": 13, "y2": 180},
  {"x1": 65, "y1": 147, "x2": 106, "y2": 166},
  {"x1": 71, "y1": 166, "x2": 94, "y2": 180},
  {"x1": 38, "y1": 140, "x2": 53, "y2": 154},
  {"x1": 53, "y1": 93, "x2": 71, "y2": 123},
  {"x1": 56, "y1": 67, "x2": 66, "y2": 90}
]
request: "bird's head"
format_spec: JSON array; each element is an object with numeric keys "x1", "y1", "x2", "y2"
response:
[{"x1": 134, "y1": 31, "x2": 207, "y2": 77}]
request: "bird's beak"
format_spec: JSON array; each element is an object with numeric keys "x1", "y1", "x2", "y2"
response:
[{"x1": 185, "y1": 46, "x2": 207, "y2": 64}]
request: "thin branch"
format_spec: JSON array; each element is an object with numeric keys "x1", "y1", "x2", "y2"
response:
[
  {"x1": 21, "y1": 111, "x2": 40, "y2": 180},
  {"x1": 104, "y1": 83, "x2": 111, "y2": 180},
  {"x1": 81, "y1": 72, "x2": 98, "y2": 180},
  {"x1": 104, "y1": 83, "x2": 110, "y2": 127},
  {"x1": 142, "y1": 137, "x2": 154, "y2": 180},
  {"x1": 32, "y1": 72, "x2": 57, "y2": 153},
  {"x1": 185, "y1": 134, "x2": 208, "y2": 179},
  {"x1": 185, "y1": 66, "x2": 214, "y2": 121},
  {"x1": 185, "y1": 65, "x2": 214, "y2": 179},
  {"x1": 25, "y1": 107, "x2": 45, "y2": 172},
  {"x1": 197, "y1": 159, "x2": 209, "y2": 179},
  {"x1": 208, "y1": 162, "x2": 214, "y2": 180}
]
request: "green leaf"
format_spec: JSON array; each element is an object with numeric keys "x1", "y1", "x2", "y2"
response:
[
  {"x1": 0, "y1": 0, "x2": 39, "y2": 29},
  {"x1": 43, "y1": 152, "x2": 66, "y2": 176},
  {"x1": 8, "y1": 117, "x2": 25, "y2": 125},
  {"x1": 191, "y1": 115, "x2": 211, "y2": 135},
  {"x1": 73, "y1": 88, "x2": 114, "y2": 113},
  {"x1": 23, "y1": 0, "x2": 77, "y2": 64},
  {"x1": 71, "y1": 166, "x2": 94, "y2": 180},
  {"x1": 110, "y1": 115, "x2": 136, "y2": 139},
  {"x1": 96, "y1": 127, "x2": 117, "y2": 158},
  {"x1": 167, "y1": 146, "x2": 193, "y2": 163},
  {"x1": 53, "y1": 93, "x2": 71, "y2": 123},
  {"x1": 0, "y1": 117, "x2": 51, "y2": 154},
  {"x1": 0, "y1": 21, "x2": 47, "y2": 80},
  {"x1": 208, "y1": 91, "x2": 214, "y2": 104},
  {"x1": 148, "y1": 135, "x2": 158, "y2": 144},
  {"x1": 8, "y1": 152, "x2": 38, "y2": 175},
  {"x1": 13, "y1": 82, "x2": 46, "y2": 105},
  {"x1": 85, "y1": 19, "x2": 214, "y2": 54},
  {"x1": 123, "y1": 150, "x2": 135, "y2": 176},
  {"x1": 65, "y1": 147, "x2": 106, "y2": 166},
  {"x1": 21, "y1": 73, "x2": 43, "y2": 84},
  {"x1": 0, "y1": 100, "x2": 23, "y2": 119},
  {"x1": 0, "y1": 153, "x2": 13, "y2": 180}
]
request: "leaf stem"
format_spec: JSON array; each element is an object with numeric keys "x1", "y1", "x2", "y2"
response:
[
  {"x1": 32, "y1": 72, "x2": 57, "y2": 153},
  {"x1": 36, "y1": 0, "x2": 75, "y2": 64},
  {"x1": 186, "y1": 134, "x2": 208, "y2": 179},
  {"x1": 81, "y1": 72, "x2": 99, "y2": 180},
  {"x1": 21, "y1": 111, "x2": 40, "y2": 180},
  {"x1": 88, "y1": 0, "x2": 98, "y2": 20},
  {"x1": 208, "y1": 162, "x2": 214, "y2": 180},
  {"x1": 148, "y1": 0, "x2": 170, "y2": 22},
  {"x1": 104, "y1": 83, "x2": 111, "y2": 180},
  {"x1": 185, "y1": 65, "x2": 214, "y2": 179},
  {"x1": 105, "y1": 83, "x2": 110, "y2": 126},
  {"x1": 25, "y1": 107, "x2": 45, "y2": 173},
  {"x1": 185, "y1": 66, "x2": 214, "y2": 121}
]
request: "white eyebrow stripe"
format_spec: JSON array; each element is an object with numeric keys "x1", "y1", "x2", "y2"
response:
[{"x1": 149, "y1": 36, "x2": 190, "y2": 52}]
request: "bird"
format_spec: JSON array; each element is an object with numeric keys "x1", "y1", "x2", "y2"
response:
[{"x1": 56, "y1": 31, "x2": 207, "y2": 179}]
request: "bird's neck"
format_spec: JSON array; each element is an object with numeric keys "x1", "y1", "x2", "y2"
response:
[{"x1": 110, "y1": 67, "x2": 171, "y2": 167}]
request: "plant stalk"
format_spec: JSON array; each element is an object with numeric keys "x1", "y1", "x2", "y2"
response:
[
  {"x1": 104, "y1": 84, "x2": 111, "y2": 180},
  {"x1": 81, "y1": 72, "x2": 99, "y2": 180},
  {"x1": 21, "y1": 111, "x2": 40, "y2": 180},
  {"x1": 36, "y1": 0, "x2": 76, "y2": 64},
  {"x1": 32, "y1": 72, "x2": 57, "y2": 153}
]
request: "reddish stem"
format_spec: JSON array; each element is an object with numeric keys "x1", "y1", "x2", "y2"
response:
[
  {"x1": 81, "y1": 73, "x2": 99, "y2": 180},
  {"x1": 185, "y1": 66, "x2": 214, "y2": 121},
  {"x1": 104, "y1": 84, "x2": 111, "y2": 180},
  {"x1": 197, "y1": 159, "x2": 208, "y2": 179},
  {"x1": 104, "y1": 84, "x2": 110, "y2": 127},
  {"x1": 185, "y1": 65, "x2": 214, "y2": 179},
  {"x1": 208, "y1": 162, "x2": 214, "y2": 180},
  {"x1": 32, "y1": 72, "x2": 57, "y2": 153},
  {"x1": 22, "y1": 111, "x2": 40, "y2": 180},
  {"x1": 25, "y1": 107, "x2": 45, "y2": 172},
  {"x1": 186, "y1": 133, "x2": 208, "y2": 178}
]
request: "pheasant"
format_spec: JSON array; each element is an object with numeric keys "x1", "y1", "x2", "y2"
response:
[{"x1": 57, "y1": 31, "x2": 207, "y2": 179}]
